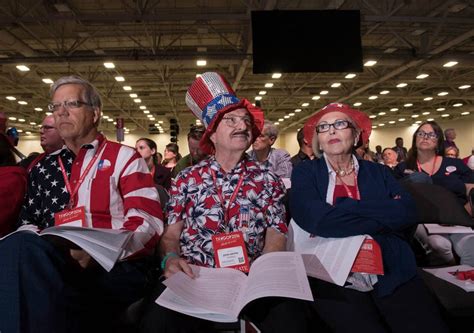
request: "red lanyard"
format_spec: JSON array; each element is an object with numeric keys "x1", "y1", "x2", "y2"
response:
[
  {"x1": 211, "y1": 169, "x2": 244, "y2": 227},
  {"x1": 416, "y1": 156, "x2": 438, "y2": 177},
  {"x1": 336, "y1": 173, "x2": 360, "y2": 200},
  {"x1": 58, "y1": 140, "x2": 107, "y2": 207}
]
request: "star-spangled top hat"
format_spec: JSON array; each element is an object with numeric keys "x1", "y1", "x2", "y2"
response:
[
  {"x1": 185, "y1": 72, "x2": 264, "y2": 154},
  {"x1": 303, "y1": 102, "x2": 372, "y2": 148}
]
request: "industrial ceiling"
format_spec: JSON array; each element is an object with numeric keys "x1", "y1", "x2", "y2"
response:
[{"x1": 0, "y1": 0, "x2": 473, "y2": 137}]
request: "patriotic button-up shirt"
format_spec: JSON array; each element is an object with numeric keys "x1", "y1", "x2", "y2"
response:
[
  {"x1": 18, "y1": 134, "x2": 164, "y2": 257},
  {"x1": 167, "y1": 155, "x2": 288, "y2": 267}
]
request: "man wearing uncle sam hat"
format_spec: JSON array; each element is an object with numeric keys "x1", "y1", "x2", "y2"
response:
[{"x1": 140, "y1": 72, "x2": 309, "y2": 332}]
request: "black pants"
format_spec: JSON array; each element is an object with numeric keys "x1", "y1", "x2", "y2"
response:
[
  {"x1": 0, "y1": 232, "x2": 152, "y2": 333},
  {"x1": 139, "y1": 280, "x2": 312, "y2": 333},
  {"x1": 308, "y1": 276, "x2": 449, "y2": 333}
]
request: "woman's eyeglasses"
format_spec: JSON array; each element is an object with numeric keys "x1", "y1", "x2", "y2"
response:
[
  {"x1": 416, "y1": 130, "x2": 438, "y2": 140},
  {"x1": 316, "y1": 120, "x2": 353, "y2": 133}
]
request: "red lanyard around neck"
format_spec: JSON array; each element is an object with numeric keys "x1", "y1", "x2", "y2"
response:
[
  {"x1": 336, "y1": 173, "x2": 360, "y2": 200},
  {"x1": 211, "y1": 169, "x2": 244, "y2": 227},
  {"x1": 417, "y1": 155, "x2": 438, "y2": 177},
  {"x1": 58, "y1": 140, "x2": 107, "y2": 207}
]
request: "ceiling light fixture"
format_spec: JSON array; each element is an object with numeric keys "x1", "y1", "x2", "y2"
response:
[
  {"x1": 396, "y1": 83, "x2": 408, "y2": 88},
  {"x1": 272, "y1": 73, "x2": 282, "y2": 79},
  {"x1": 416, "y1": 73, "x2": 429, "y2": 79},
  {"x1": 42, "y1": 78, "x2": 54, "y2": 84},
  {"x1": 115, "y1": 76, "x2": 125, "y2": 82},
  {"x1": 196, "y1": 59, "x2": 207, "y2": 66},
  {"x1": 103, "y1": 62, "x2": 115, "y2": 69},
  {"x1": 264, "y1": 83, "x2": 274, "y2": 88},
  {"x1": 16, "y1": 65, "x2": 30, "y2": 71},
  {"x1": 345, "y1": 73, "x2": 356, "y2": 79},
  {"x1": 364, "y1": 60, "x2": 377, "y2": 67},
  {"x1": 443, "y1": 61, "x2": 458, "y2": 68}
]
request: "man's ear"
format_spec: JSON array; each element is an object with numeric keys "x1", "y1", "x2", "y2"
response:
[
  {"x1": 210, "y1": 131, "x2": 217, "y2": 145},
  {"x1": 269, "y1": 135, "x2": 277, "y2": 146},
  {"x1": 93, "y1": 107, "x2": 101, "y2": 126}
]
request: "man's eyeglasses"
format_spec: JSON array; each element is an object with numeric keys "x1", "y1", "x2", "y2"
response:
[
  {"x1": 40, "y1": 125, "x2": 56, "y2": 131},
  {"x1": 47, "y1": 100, "x2": 92, "y2": 112},
  {"x1": 222, "y1": 115, "x2": 253, "y2": 128},
  {"x1": 316, "y1": 120, "x2": 353, "y2": 133},
  {"x1": 416, "y1": 130, "x2": 438, "y2": 140}
]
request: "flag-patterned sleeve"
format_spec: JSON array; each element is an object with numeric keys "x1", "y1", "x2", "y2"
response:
[{"x1": 118, "y1": 149, "x2": 164, "y2": 257}]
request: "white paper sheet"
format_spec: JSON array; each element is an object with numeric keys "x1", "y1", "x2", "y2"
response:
[{"x1": 287, "y1": 219, "x2": 366, "y2": 286}]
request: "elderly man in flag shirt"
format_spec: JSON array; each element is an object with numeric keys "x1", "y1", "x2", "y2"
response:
[
  {"x1": 0, "y1": 75, "x2": 164, "y2": 333},
  {"x1": 139, "y1": 72, "x2": 309, "y2": 333}
]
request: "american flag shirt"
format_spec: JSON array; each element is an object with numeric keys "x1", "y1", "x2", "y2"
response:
[
  {"x1": 18, "y1": 134, "x2": 164, "y2": 257},
  {"x1": 167, "y1": 155, "x2": 288, "y2": 267}
]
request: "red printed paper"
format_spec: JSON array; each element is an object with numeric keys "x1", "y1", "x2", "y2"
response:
[
  {"x1": 54, "y1": 206, "x2": 86, "y2": 227},
  {"x1": 350, "y1": 239, "x2": 384, "y2": 275},
  {"x1": 212, "y1": 231, "x2": 250, "y2": 273}
]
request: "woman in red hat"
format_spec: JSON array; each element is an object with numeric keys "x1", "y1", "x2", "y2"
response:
[{"x1": 290, "y1": 103, "x2": 448, "y2": 332}]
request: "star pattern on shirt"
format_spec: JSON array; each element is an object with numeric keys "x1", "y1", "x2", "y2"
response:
[{"x1": 18, "y1": 149, "x2": 75, "y2": 229}]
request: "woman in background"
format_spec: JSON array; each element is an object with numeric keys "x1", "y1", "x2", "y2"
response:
[
  {"x1": 136, "y1": 138, "x2": 171, "y2": 190},
  {"x1": 162, "y1": 143, "x2": 181, "y2": 171},
  {"x1": 395, "y1": 121, "x2": 474, "y2": 265}
]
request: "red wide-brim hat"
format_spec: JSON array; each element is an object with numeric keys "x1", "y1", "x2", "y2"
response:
[
  {"x1": 303, "y1": 103, "x2": 372, "y2": 147},
  {"x1": 185, "y1": 72, "x2": 264, "y2": 155}
]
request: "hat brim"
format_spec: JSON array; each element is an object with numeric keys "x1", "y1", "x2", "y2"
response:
[
  {"x1": 199, "y1": 98, "x2": 264, "y2": 155},
  {"x1": 303, "y1": 104, "x2": 372, "y2": 148}
]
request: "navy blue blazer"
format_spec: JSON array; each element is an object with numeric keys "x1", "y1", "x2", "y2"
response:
[{"x1": 290, "y1": 157, "x2": 418, "y2": 297}]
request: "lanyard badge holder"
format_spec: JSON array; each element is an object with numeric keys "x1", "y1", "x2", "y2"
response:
[
  {"x1": 54, "y1": 141, "x2": 107, "y2": 227},
  {"x1": 210, "y1": 169, "x2": 250, "y2": 273}
]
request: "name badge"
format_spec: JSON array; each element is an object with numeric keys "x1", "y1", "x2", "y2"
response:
[
  {"x1": 54, "y1": 206, "x2": 86, "y2": 227},
  {"x1": 212, "y1": 231, "x2": 250, "y2": 273},
  {"x1": 351, "y1": 239, "x2": 384, "y2": 275}
]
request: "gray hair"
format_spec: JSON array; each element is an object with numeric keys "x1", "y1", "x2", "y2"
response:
[
  {"x1": 444, "y1": 128, "x2": 454, "y2": 136},
  {"x1": 50, "y1": 75, "x2": 102, "y2": 110},
  {"x1": 263, "y1": 120, "x2": 279, "y2": 139},
  {"x1": 311, "y1": 118, "x2": 360, "y2": 158}
]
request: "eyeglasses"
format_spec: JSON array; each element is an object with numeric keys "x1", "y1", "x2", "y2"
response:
[
  {"x1": 222, "y1": 115, "x2": 253, "y2": 128},
  {"x1": 416, "y1": 130, "x2": 438, "y2": 140},
  {"x1": 40, "y1": 125, "x2": 56, "y2": 131},
  {"x1": 316, "y1": 120, "x2": 353, "y2": 133},
  {"x1": 47, "y1": 100, "x2": 92, "y2": 112}
]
